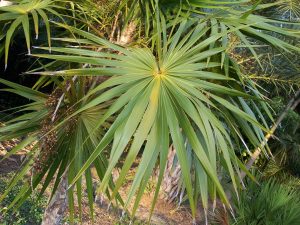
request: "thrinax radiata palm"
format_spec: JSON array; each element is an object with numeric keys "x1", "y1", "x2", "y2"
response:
[{"x1": 0, "y1": 0, "x2": 299, "y2": 224}]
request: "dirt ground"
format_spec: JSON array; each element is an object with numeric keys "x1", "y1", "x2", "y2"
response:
[
  {"x1": 76, "y1": 194, "x2": 198, "y2": 225},
  {"x1": 0, "y1": 139, "x2": 31, "y2": 173},
  {"x1": 0, "y1": 139, "x2": 205, "y2": 225}
]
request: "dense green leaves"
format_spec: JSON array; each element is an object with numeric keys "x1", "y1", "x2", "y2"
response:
[
  {"x1": 0, "y1": 77, "x2": 118, "y2": 222},
  {"x1": 232, "y1": 178, "x2": 300, "y2": 225},
  {"x1": 1, "y1": 0, "x2": 299, "y2": 223},
  {"x1": 0, "y1": 0, "x2": 59, "y2": 66},
  {"x1": 29, "y1": 20, "x2": 274, "y2": 218},
  {"x1": 0, "y1": 0, "x2": 104, "y2": 67}
]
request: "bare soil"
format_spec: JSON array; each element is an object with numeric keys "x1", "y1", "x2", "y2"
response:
[{"x1": 0, "y1": 139, "x2": 204, "y2": 225}]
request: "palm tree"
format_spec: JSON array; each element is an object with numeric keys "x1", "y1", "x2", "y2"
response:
[{"x1": 0, "y1": 0, "x2": 299, "y2": 224}]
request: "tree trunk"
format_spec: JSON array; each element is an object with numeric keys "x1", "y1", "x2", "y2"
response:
[
  {"x1": 240, "y1": 90, "x2": 300, "y2": 180},
  {"x1": 116, "y1": 22, "x2": 136, "y2": 45},
  {"x1": 161, "y1": 145, "x2": 183, "y2": 203},
  {"x1": 41, "y1": 173, "x2": 68, "y2": 225}
]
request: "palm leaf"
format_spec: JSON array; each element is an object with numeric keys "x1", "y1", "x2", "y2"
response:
[{"x1": 32, "y1": 21, "x2": 271, "y2": 219}]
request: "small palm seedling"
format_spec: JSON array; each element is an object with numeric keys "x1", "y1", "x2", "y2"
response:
[{"x1": 232, "y1": 178, "x2": 300, "y2": 225}]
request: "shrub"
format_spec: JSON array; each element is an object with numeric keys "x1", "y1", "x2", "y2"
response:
[
  {"x1": 0, "y1": 174, "x2": 47, "y2": 225},
  {"x1": 232, "y1": 179, "x2": 300, "y2": 225}
]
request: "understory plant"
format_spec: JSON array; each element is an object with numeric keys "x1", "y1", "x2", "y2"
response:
[
  {"x1": 232, "y1": 178, "x2": 300, "y2": 225},
  {"x1": 0, "y1": 173, "x2": 47, "y2": 225},
  {"x1": 262, "y1": 96, "x2": 300, "y2": 184}
]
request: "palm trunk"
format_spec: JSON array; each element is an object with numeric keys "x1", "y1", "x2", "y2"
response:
[
  {"x1": 116, "y1": 22, "x2": 136, "y2": 45},
  {"x1": 41, "y1": 173, "x2": 68, "y2": 225},
  {"x1": 162, "y1": 145, "x2": 183, "y2": 203},
  {"x1": 240, "y1": 90, "x2": 300, "y2": 180}
]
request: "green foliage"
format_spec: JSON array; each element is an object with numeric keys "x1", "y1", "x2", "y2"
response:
[
  {"x1": 0, "y1": 173, "x2": 47, "y2": 225},
  {"x1": 263, "y1": 156, "x2": 300, "y2": 188},
  {"x1": 0, "y1": 0, "x2": 300, "y2": 223},
  {"x1": 33, "y1": 19, "x2": 274, "y2": 218},
  {"x1": 232, "y1": 178, "x2": 300, "y2": 225},
  {"x1": 0, "y1": 0, "x2": 105, "y2": 67},
  {"x1": 262, "y1": 96, "x2": 300, "y2": 177},
  {"x1": 275, "y1": 0, "x2": 300, "y2": 21},
  {"x1": 270, "y1": 96, "x2": 300, "y2": 134},
  {"x1": 0, "y1": 77, "x2": 119, "y2": 223},
  {"x1": 0, "y1": 0, "x2": 60, "y2": 66}
]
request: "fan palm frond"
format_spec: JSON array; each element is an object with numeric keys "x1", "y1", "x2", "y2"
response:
[
  {"x1": 29, "y1": 20, "x2": 272, "y2": 218},
  {"x1": 0, "y1": 0, "x2": 104, "y2": 68},
  {"x1": 1, "y1": 1, "x2": 300, "y2": 223},
  {"x1": 278, "y1": 0, "x2": 300, "y2": 21},
  {"x1": 0, "y1": 0, "x2": 61, "y2": 67},
  {"x1": 0, "y1": 77, "x2": 120, "y2": 223},
  {"x1": 119, "y1": 0, "x2": 300, "y2": 68}
]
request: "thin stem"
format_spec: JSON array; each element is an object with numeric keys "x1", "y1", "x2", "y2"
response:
[{"x1": 240, "y1": 89, "x2": 300, "y2": 180}]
